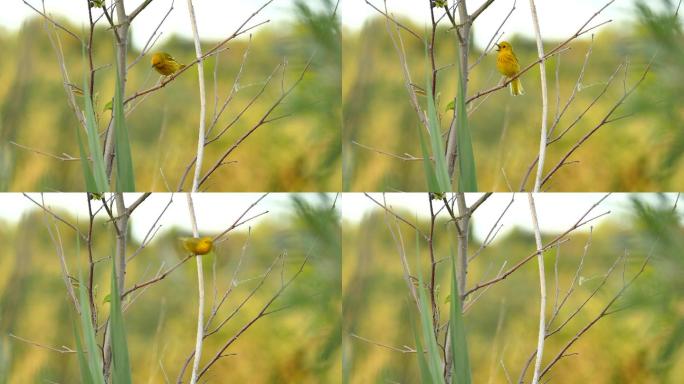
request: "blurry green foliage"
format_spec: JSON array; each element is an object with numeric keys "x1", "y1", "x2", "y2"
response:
[
  {"x1": 625, "y1": 194, "x2": 684, "y2": 380},
  {"x1": 628, "y1": 0, "x2": 684, "y2": 187}
]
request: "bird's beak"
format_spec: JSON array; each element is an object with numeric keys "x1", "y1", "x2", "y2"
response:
[{"x1": 495, "y1": 43, "x2": 501, "y2": 51}]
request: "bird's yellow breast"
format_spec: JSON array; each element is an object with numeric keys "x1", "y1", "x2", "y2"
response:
[
  {"x1": 151, "y1": 52, "x2": 183, "y2": 76},
  {"x1": 496, "y1": 50, "x2": 520, "y2": 77},
  {"x1": 195, "y1": 239, "x2": 213, "y2": 255},
  {"x1": 182, "y1": 236, "x2": 214, "y2": 255}
]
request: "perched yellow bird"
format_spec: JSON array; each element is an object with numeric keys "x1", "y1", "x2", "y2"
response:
[
  {"x1": 181, "y1": 236, "x2": 213, "y2": 255},
  {"x1": 495, "y1": 41, "x2": 525, "y2": 96},
  {"x1": 151, "y1": 52, "x2": 185, "y2": 76}
]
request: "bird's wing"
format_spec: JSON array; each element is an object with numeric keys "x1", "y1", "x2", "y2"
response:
[{"x1": 512, "y1": 51, "x2": 521, "y2": 71}]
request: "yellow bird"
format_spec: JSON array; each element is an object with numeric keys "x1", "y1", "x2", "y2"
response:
[
  {"x1": 495, "y1": 41, "x2": 525, "y2": 96},
  {"x1": 151, "y1": 52, "x2": 186, "y2": 76},
  {"x1": 181, "y1": 236, "x2": 213, "y2": 256}
]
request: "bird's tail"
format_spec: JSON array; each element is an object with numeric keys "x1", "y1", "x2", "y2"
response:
[{"x1": 510, "y1": 78, "x2": 525, "y2": 96}]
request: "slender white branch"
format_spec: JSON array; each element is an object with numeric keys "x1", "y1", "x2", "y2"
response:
[
  {"x1": 527, "y1": 193, "x2": 546, "y2": 384},
  {"x1": 186, "y1": 0, "x2": 207, "y2": 381},
  {"x1": 187, "y1": 0, "x2": 207, "y2": 193},
  {"x1": 529, "y1": 0, "x2": 548, "y2": 192},
  {"x1": 186, "y1": 193, "x2": 204, "y2": 384}
]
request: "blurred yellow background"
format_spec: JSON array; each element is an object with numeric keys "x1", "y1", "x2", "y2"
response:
[
  {"x1": 0, "y1": 193, "x2": 341, "y2": 383},
  {"x1": 343, "y1": 1, "x2": 684, "y2": 191},
  {"x1": 0, "y1": 0, "x2": 340, "y2": 191},
  {"x1": 342, "y1": 193, "x2": 684, "y2": 383}
]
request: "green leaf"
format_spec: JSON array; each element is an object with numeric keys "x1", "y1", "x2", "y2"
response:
[
  {"x1": 454, "y1": 56, "x2": 477, "y2": 192},
  {"x1": 75, "y1": 236, "x2": 105, "y2": 384},
  {"x1": 413, "y1": 230, "x2": 446, "y2": 383},
  {"x1": 426, "y1": 84, "x2": 451, "y2": 188},
  {"x1": 72, "y1": 321, "x2": 94, "y2": 384},
  {"x1": 109, "y1": 255, "x2": 133, "y2": 383},
  {"x1": 113, "y1": 56, "x2": 135, "y2": 192},
  {"x1": 449, "y1": 241, "x2": 472, "y2": 383},
  {"x1": 75, "y1": 122, "x2": 98, "y2": 192},
  {"x1": 81, "y1": 45, "x2": 108, "y2": 192},
  {"x1": 423, "y1": 40, "x2": 452, "y2": 192},
  {"x1": 411, "y1": 313, "x2": 434, "y2": 384},
  {"x1": 417, "y1": 125, "x2": 440, "y2": 192}
]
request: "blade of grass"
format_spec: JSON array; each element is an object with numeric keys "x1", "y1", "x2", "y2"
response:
[
  {"x1": 414, "y1": 229, "x2": 446, "y2": 383},
  {"x1": 72, "y1": 321, "x2": 94, "y2": 384},
  {"x1": 81, "y1": 45, "x2": 108, "y2": 192},
  {"x1": 416, "y1": 280, "x2": 446, "y2": 383},
  {"x1": 113, "y1": 54, "x2": 135, "y2": 192},
  {"x1": 75, "y1": 236, "x2": 105, "y2": 384},
  {"x1": 83, "y1": 96, "x2": 107, "y2": 191},
  {"x1": 417, "y1": 284, "x2": 445, "y2": 382},
  {"x1": 418, "y1": 125, "x2": 440, "y2": 191},
  {"x1": 449, "y1": 242, "x2": 472, "y2": 383},
  {"x1": 75, "y1": 124, "x2": 98, "y2": 192},
  {"x1": 455, "y1": 56, "x2": 477, "y2": 192},
  {"x1": 109, "y1": 257, "x2": 133, "y2": 383},
  {"x1": 411, "y1": 312, "x2": 435, "y2": 383},
  {"x1": 424, "y1": 43, "x2": 451, "y2": 192}
]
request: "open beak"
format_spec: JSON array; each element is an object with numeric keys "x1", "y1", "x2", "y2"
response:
[{"x1": 495, "y1": 43, "x2": 501, "y2": 51}]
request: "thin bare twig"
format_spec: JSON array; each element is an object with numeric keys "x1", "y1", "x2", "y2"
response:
[
  {"x1": 122, "y1": 255, "x2": 194, "y2": 299},
  {"x1": 540, "y1": 62, "x2": 652, "y2": 187},
  {"x1": 351, "y1": 333, "x2": 417, "y2": 353},
  {"x1": 196, "y1": 254, "x2": 309, "y2": 380},
  {"x1": 539, "y1": 253, "x2": 651, "y2": 378},
  {"x1": 10, "y1": 141, "x2": 80, "y2": 161},
  {"x1": 124, "y1": 1, "x2": 275, "y2": 105},
  {"x1": 467, "y1": 1, "x2": 616, "y2": 104},
  {"x1": 178, "y1": 60, "x2": 310, "y2": 190},
  {"x1": 22, "y1": 194, "x2": 85, "y2": 239},
  {"x1": 9, "y1": 333, "x2": 76, "y2": 354},
  {"x1": 364, "y1": 193, "x2": 428, "y2": 240},
  {"x1": 352, "y1": 141, "x2": 425, "y2": 161},
  {"x1": 464, "y1": 194, "x2": 611, "y2": 298}
]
